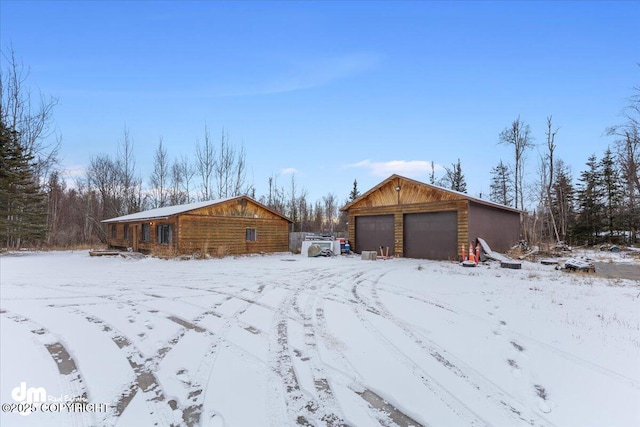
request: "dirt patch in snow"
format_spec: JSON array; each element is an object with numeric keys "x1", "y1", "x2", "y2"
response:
[{"x1": 594, "y1": 262, "x2": 640, "y2": 281}]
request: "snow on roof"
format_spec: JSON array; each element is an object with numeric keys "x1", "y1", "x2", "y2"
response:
[{"x1": 101, "y1": 198, "x2": 236, "y2": 223}]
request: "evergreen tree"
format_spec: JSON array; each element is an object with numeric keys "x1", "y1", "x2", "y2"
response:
[
  {"x1": 349, "y1": 179, "x2": 360, "y2": 201},
  {"x1": 442, "y1": 158, "x2": 467, "y2": 193},
  {"x1": 1, "y1": 48, "x2": 58, "y2": 248},
  {"x1": 600, "y1": 147, "x2": 623, "y2": 239},
  {"x1": 0, "y1": 121, "x2": 47, "y2": 247},
  {"x1": 574, "y1": 154, "x2": 605, "y2": 245},
  {"x1": 45, "y1": 170, "x2": 65, "y2": 246},
  {"x1": 551, "y1": 161, "x2": 575, "y2": 243},
  {"x1": 607, "y1": 83, "x2": 640, "y2": 243},
  {"x1": 489, "y1": 160, "x2": 513, "y2": 206}
]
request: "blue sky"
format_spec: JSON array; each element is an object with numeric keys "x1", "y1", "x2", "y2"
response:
[{"x1": 1, "y1": 1, "x2": 638, "y2": 206}]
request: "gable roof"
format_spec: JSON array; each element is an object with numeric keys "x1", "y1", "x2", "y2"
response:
[
  {"x1": 341, "y1": 174, "x2": 522, "y2": 214},
  {"x1": 102, "y1": 196, "x2": 292, "y2": 223}
]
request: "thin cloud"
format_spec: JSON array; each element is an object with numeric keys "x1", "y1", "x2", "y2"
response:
[
  {"x1": 263, "y1": 52, "x2": 381, "y2": 94},
  {"x1": 214, "y1": 52, "x2": 381, "y2": 97},
  {"x1": 59, "y1": 165, "x2": 87, "y2": 188},
  {"x1": 59, "y1": 53, "x2": 382, "y2": 99},
  {"x1": 280, "y1": 167, "x2": 299, "y2": 175},
  {"x1": 345, "y1": 159, "x2": 444, "y2": 178},
  {"x1": 62, "y1": 165, "x2": 87, "y2": 179}
]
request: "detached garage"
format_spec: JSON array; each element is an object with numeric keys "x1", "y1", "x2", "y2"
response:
[{"x1": 341, "y1": 175, "x2": 521, "y2": 260}]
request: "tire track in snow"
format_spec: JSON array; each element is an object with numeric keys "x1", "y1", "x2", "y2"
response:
[
  {"x1": 274, "y1": 317, "x2": 314, "y2": 425},
  {"x1": 108, "y1": 296, "x2": 271, "y2": 426},
  {"x1": 256, "y1": 266, "x2": 355, "y2": 425},
  {"x1": 180, "y1": 286, "x2": 270, "y2": 426},
  {"x1": 81, "y1": 291, "x2": 222, "y2": 426},
  {"x1": 367, "y1": 281, "x2": 555, "y2": 426},
  {"x1": 140, "y1": 279, "x2": 289, "y2": 426},
  {"x1": 313, "y1": 300, "x2": 423, "y2": 427},
  {"x1": 356, "y1": 389, "x2": 425, "y2": 427},
  {"x1": 176, "y1": 284, "x2": 280, "y2": 315},
  {"x1": 293, "y1": 278, "x2": 350, "y2": 426},
  {"x1": 318, "y1": 268, "x2": 430, "y2": 427},
  {"x1": 382, "y1": 282, "x2": 640, "y2": 391},
  {"x1": 101, "y1": 286, "x2": 274, "y2": 426},
  {"x1": 295, "y1": 265, "x2": 429, "y2": 426},
  {"x1": 270, "y1": 283, "x2": 346, "y2": 426},
  {"x1": 1, "y1": 310, "x2": 94, "y2": 427},
  {"x1": 71, "y1": 309, "x2": 179, "y2": 427},
  {"x1": 349, "y1": 270, "x2": 492, "y2": 427}
]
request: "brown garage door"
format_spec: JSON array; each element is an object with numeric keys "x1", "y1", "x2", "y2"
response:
[
  {"x1": 355, "y1": 215, "x2": 394, "y2": 254},
  {"x1": 404, "y1": 211, "x2": 457, "y2": 260}
]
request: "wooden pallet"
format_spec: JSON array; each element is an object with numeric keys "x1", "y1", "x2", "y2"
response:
[{"x1": 89, "y1": 250, "x2": 121, "y2": 257}]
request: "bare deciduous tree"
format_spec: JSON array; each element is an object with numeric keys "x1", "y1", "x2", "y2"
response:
[
  {"x1": 214, "y1": 129, "x2": 247, "y2": 199},
  {"x1": 323, "y1": 193, "x2": 337, "y2": 233},
  {"x1": 429, "y1": 161, "x2": 436, "y2": 185},
  {"x1": 150, "y1": 137, "x2": 169, "y2": 208},
  {"x1": 262, "y1": 173, "x2": 286, "y2": 214},
  {"x1": 607, "y1": 83, "x2": 640, "y2": 242},
  {"x1": 1, "y1": 47, "x2": 60, "y2": 247},
  {"x1": 313, "y1": 201, "x2": 323, "y2": 232},
  {"x1": 297, "y1": 189, "x2": 311, "y2": 231},
  {"x1": 84, "y1": 127, "x2": 143, "y2": 231},
  {"x1": 117, "y1": 127, "x2": 142, "y2": 214},
  {"x1": 499, "y1": 116, "x2": 533, "y2": 210},
  {"x1": 169, "y1": 155, "x2": 194, "y2": 205},
  {"x1": 544, "y1": 116, "x2": 560, "y2": 242},
  {"x1": 288, "y1": 174, "x2": 298, "y2": 231},
  {"x1": 1, "y1": 47, "x2": 60, "y2": 184},
  {"x1": 86, "y1": 154, "x2": 121, "y2": 220},
  {"x1": 195, "y1": 124, "x2": 215, "y2": 201}
]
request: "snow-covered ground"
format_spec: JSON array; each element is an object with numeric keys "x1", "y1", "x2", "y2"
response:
[{"x1": 1, "y1": 250, "x2": 639, "y2": 427}]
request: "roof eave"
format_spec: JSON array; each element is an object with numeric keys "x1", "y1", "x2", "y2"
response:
[
  {"x1": 340, "y1": 174, "x2": 523, "y2": 214},
  {"x1": 101, "y1": 195, "x2": 294, "y2": 224},
  {"x1": 101, "y1": 216, "x2": 170, "y2": 224}
]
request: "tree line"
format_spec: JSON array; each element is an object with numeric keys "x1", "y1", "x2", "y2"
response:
[
  {"x1": 1, "y1": 50, "x2": 638, "y2": 249},
  {"x1": 40, "y1": 125, "x2": 349, "y2": 246},
  {"x1": 486, "y1": 96, "x2": 639, "y2": 246}
]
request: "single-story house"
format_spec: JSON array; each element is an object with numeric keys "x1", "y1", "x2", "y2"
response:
[
  {"x1": 102, "y1": 196, "x2": 292, "y2": 256},
  {"x1": 340, "y1": 174, "x2": 521, "y2": 260}
]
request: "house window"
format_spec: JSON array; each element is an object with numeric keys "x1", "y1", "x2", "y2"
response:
[
  {"x1": 123, "y1": 224, "x2": 129, "y2": 241},
  {"x1": 157, "y1": 224, "x2": 172, "y2": 245},
  {"x1": 111, "y1": 224, "x2": 117, "y2": 239},
  {"x1": 246, "y1": 228, "x2": 257, "y2": 242},
  {"x1": 141, "y1": 223, "x2": 150, "y2": 242}
]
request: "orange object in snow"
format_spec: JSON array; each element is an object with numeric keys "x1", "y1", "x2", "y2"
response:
[
  {"x1": 461, "y1": 244, "x2": 466, "y2": 261},
  {"x1": 468, "y1": 242, "x2": 475, "y2": 263},
  {"x1": 475, "y1": 242, "x2": 481, "y2": 263}
]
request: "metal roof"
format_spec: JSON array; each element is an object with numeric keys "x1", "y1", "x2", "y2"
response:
[{"x1": 102, "y1": 196, "x2": 292, "y2": 223}]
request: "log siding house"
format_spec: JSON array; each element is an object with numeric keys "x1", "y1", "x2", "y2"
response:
[
  {"x1": 341, "y1": 175, "x2": 521, "y2": 260},
  {"x1": 102, "y1": 196, "x2": 292, "y2": 256}
]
